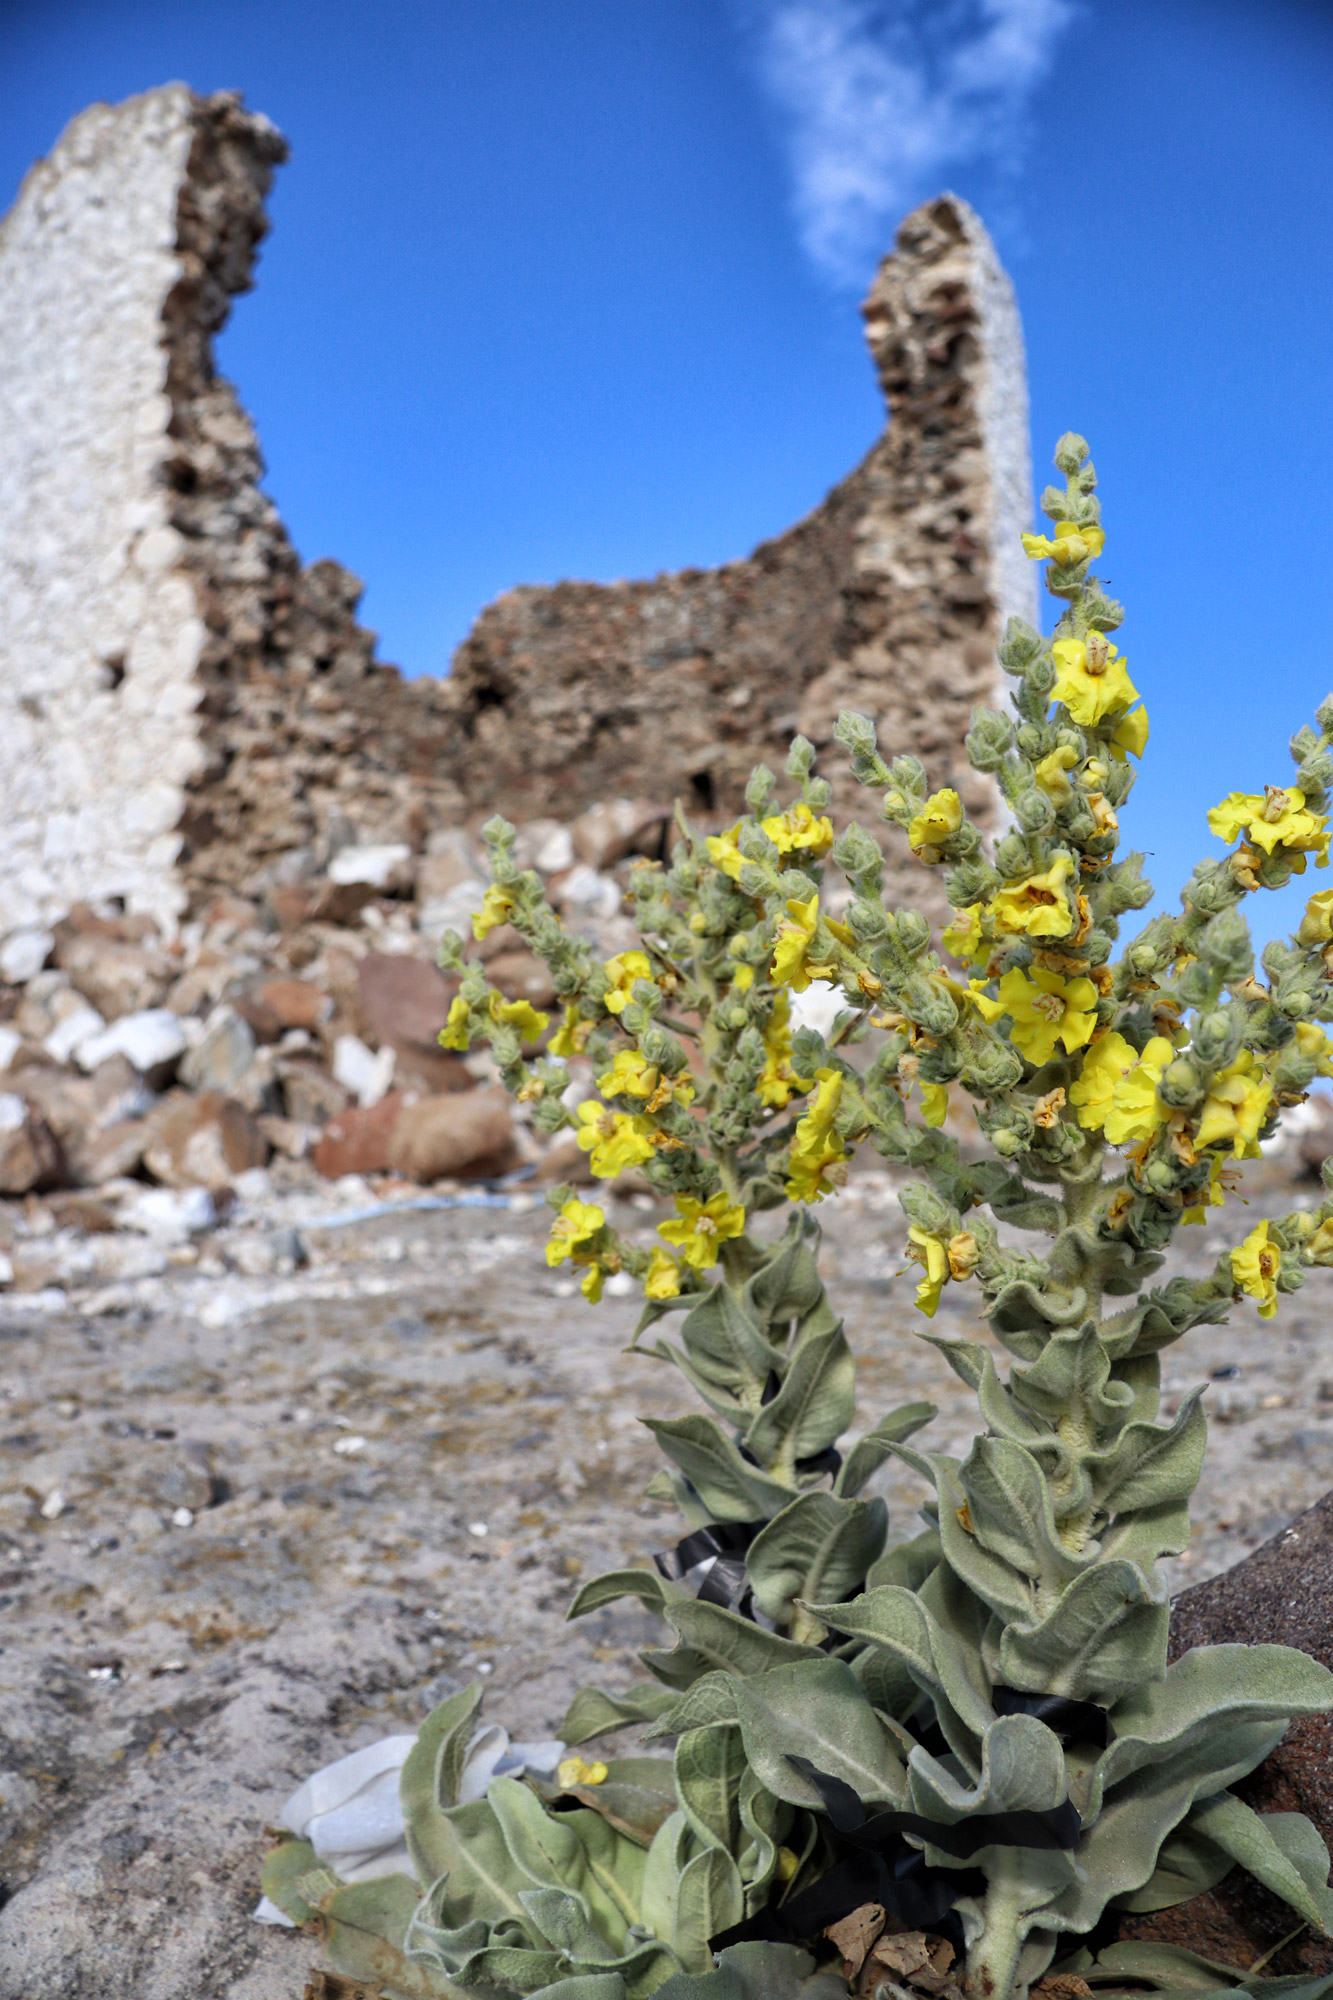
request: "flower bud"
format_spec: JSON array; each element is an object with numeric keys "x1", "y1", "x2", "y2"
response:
[
  {"x1": 1192, "y1": 1009, "x2": 1238, "y2": 1065},
  {"x1": 1157, "y1": 1057, "x2": 1204, "y2": 1109},
  {"x1": 965, "y1": 708, "x2": 1015, "y2": 771},
  {"x1": 998, "y1": 618, "x2": 1043, "y2": 673},
  {"x1": 1054, "y1": 433, "x2": 1090, "y2": 474},
  {"x1": 786, "y1": 736, "x2": 816, "y2": 780},
  {"x1": 745, "y1": 763, "x2": 776, "y2": 814},
  {"x1": 834, "y1": 710, "x2": 878, "y2": 758},
  {"x1": 1316, "y1": 693, "x2": 1333, "y2": 738},
  {"x1": 994, "y1": 833, "x2": 1030, "y2": 878},
  {"x1": 1143, "y1": 1158, "x2": 1179, "y2": 1195},
  {"x1": 892, "y1": 911, "x2": 931, "y2": 958},
  {"x1": 1027, "y1": 655, "x2": 1057, "y2": 696},
  {"x1": 1014, "y1": 789, "x2": 1056, "y2": 833},
  {"x1": 944, "y1": 859, "x2": 999, "y2": 907},
  {"x1": 1199, "y1": 909, "x2": 1254, "y2": 984},
  {"x1": 832, "y1": 823, "x2": 883, "y2": 879},
  {"x1": 905, "y1": 977, "x2": 957, "y2": 1036}
]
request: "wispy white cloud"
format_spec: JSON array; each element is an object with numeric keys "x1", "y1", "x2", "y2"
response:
[{"x1": 738, "y1": 0, "x2": 1076, "y2": 284}]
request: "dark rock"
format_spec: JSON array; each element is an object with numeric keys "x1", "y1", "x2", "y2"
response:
[{"x1": 1119, "y1": 1493, "x2": 1333, "y2": 1980}]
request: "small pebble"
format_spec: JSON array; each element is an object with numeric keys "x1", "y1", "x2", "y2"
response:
[
  {"x1": 40, "y1": 1489, "x2": 65, "y2": 1520},
  {"x1": 333, "y1": 1435, "x2": 367, "y2": 1456},
  {"x1": 171, "y1": 1507, "x2": 194, "y2": 1528},
  {"x1": 468, "y1": 1521, "x2": 488, "y2": 1537}
]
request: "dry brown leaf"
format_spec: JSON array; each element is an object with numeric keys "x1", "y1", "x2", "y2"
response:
[
  {"x1": 871, "y1": 1930, "x2": 932, "y2": 1977},
  {"x1": 304, "y1": 1973, "x2": 385, "y2": 2000},
  {"x1": 1031, "y1": 1976, "x2": 1094, "y2": 2000},
  {"x1": 825, "y1": 1901, "x2": 887, "y2": 1980}
]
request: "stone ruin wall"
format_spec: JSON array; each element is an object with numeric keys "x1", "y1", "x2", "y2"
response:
[{"x1": 0, "y1": 85, "x2": 1036, "y2": 937}]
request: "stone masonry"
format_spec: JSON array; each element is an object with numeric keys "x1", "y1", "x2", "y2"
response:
[{"x1": 0, "y1": 84, "x2": 1036, "y2": 937}]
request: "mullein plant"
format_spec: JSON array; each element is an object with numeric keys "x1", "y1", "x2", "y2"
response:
[{"x1": 263, "y1": 435, "x2": 1333, "y2": 2000}]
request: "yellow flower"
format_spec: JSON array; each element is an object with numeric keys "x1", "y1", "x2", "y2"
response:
[
  {"x1": 603, "y1": 951, "x2": 655, "y2": 1015},
  {"x1": 1298, "y1": 889, "x2": 1333, "y2": 946},
  {"x1": 1050, "y1": 634, "x2": 1139, "y2": 727},
  {"x1": 731, "y1": 963, "x2": 755, "y2": 993},
  {"x1": 644, "y1": 1248, "x2": 682, "y2": 1299},
  {"x1": 705, "y1": 825, "x2": 747, "y2": 880},
  {"x1": 1068, "y1": 1031, "x2": 1171, "y2": 1143},
  {"x1": 439, "y1": 994, "x2": 472, "y2": 1050},
  {"x1": 907, "y1": 789, "x2": 963, "y2": 858},
  {"x1": 1305, "y1": 1218, "x2": 1333, "y2": 1266},
  {"x1": 575, "y1": 1101, "x2": 657, "y2": 1178},
  {"x1": 1021, "y1": 519, "x2": 1106, "y2": 566},
  {"x1": 580, "y1": 1265, "x2": 604, "y2": 1302},
  {"x1": 919, "y1": 1082, "x2": 950, "y2": 1128},
  {"x1": 994, "y1": 965, "x2": 1098, "y2": 1066},
  {"x1": 761, "y1": 801, "x2": 835, "y2": 858},
  {"x1": 1195, "y1": 1051, "x2": 1273, "y2": 1156},
  {"x1": 597, "y1": 1048, "x2": 694, "y2": 1111},
  {"x1": 1103, "y1": 1036, "x2": 1173, "y2": 1146},
  {"x1": 990, "y1": 853, "x2": 1076, "y2": 939},
  {"x1": 785, "y1": 1068, "x2": 847, "y2": 1203},
  {"x1": 488, "y1": 994, "x2": 550, "y2": 1043},
  {"x1": 557, "y1": 1756, "x2": 608, "y2": 1788},
  {"x1": 771, "y1": 894, "x2": 832, "y2": 992},
  {"x1": 904, "y1": 1226, "x2": 949, "y2": 1317},
  {"x1": 1231, "y1": 1219, "x2": 1280, "y2": 1320},
  {"x1": 1033, "y1": 745, "x2": 1079, "y2": 805},
  {"x1": 757, "y1": 991, "x2": 813, "y2": 1109},
  {"x1": 545, "y1": 1196, "x2": 605, "y2": 1269},
  {"x1": 1296, "y1": 1022, "x2": 1333, "y2": 1078},
  {"x1": 473, "y1": 885, "x2": 516, "y2": 940},
  {"x1": 1207, "y1": 788, "x2": 1330, "y2": 868},
  {"x1": 1069, "y1": 1031, "x2": 1137, "y2": 1131},
  {"x1": 942, "y1": 904, "x2": 986, "y2": 965},
  {"x1": 549, "y1": 1005, "x2": 594, "y2": 1059},
  {"x1": 658, "y1": 1192, "x2": 746, "y2": 1271},
  {"x1": 964, "y1": 978, "x2": 1006, "y2": 1024},
  {"x1": 1110, "y1": 705, "x2": 1150, "y2": 761}
]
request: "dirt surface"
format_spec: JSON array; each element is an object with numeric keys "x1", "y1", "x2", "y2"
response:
[{"x1": 0, "y1": 1169, "x2": 1330, "y2": 1998}]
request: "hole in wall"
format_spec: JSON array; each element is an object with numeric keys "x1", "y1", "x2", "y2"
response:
[
  {"x1": 98, "y1": 654, "x2": 126, "y2": 692},
  {"x1": 689, "y1": 770, "x2": 716, "y2": 812}
]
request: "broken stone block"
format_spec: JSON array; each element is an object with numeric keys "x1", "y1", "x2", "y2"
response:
[
  {"x1": 0, "y1": 1092, "x2": 63, "y2": 1194},
  {"x1": 276, "y1": 1058, "x2": 351, "y2": 1128},
  {"x1": 570, "y1": 799, "x2": 667, "y2": 870},
  {"x1": 328, "y1": 844, "x2": 415, "y2": 895},
  {"x1": 178, "y1": 1008, "x2": 256, "y2": 1094},
  {"x1": 255, "y1": 1113, "x2": 313, "y2": 1160},
  {"x1": 74, "y1": 1007, "x2": 187, "y2": 1084},
  {"x1": 73, "y1": 1118, "x2": 151, "y2": 1186},
  {"x1": 386, "y1": 1087, "x2": 517, "y2": 1183},
  {"x1": 52, "y1": 929, "x2": 171, "y2": 1021},
  {"x1": 0, "y1": 929, "x2": 53, "y2": 985},
  {"x1": 253, "y1": 977, "x2": 328, "y2": 1032},
  {"x1": 312, "y1": 1091, "x2": 414, "y2": 1179},
  {"x1": 415, "y1": 836, "x2": 481, "y2": 907},
  {"x1": 42, "y1": 991, "x2": 105, "y2": 1064},
  {"x1": 142, "y1": 1089, "x2": 268, "y2": 1190},
  {"x1": 332, "y1": 1033, "x2": 395, "y2": 1107},
  {"x1": 356, "y1": 951, "x2": 455, "y2": 1056}
]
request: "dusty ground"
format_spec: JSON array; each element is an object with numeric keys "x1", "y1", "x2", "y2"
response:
[{"x1": 0, "y1": 1168, "x2": 1330, "y2": 1999}]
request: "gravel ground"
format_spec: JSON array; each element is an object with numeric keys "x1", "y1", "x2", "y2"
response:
[{"x1": 0, "y1": 1166, "x2": 1330, "y2": 1998}]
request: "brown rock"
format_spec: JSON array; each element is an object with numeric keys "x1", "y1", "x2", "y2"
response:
[
  {"x1": 389, "y1": 1046, "x2": 473, "y2": 1096},
  {"x1": 276, "y1": 1058, "x2": 351, "y2": 1128},
  {"x1": 570, "y1": 799, "x2": 668, "y2": 870},
  {"x1": 45, "y1": 1192, "x2": 118, "y2": 1232},
  {"x1": 232, "y1": 990, "x2": 284, "y2": 1043},
  {"x1": 415, "y1": 837, "x2": 481, "y2": 905},
  {"x1": 356, "y1": 951, "x2": 456, "y2": 1055},
  {"x1": 270, "y1": 884, "x2": 317, "y2": 932},
  {"x1": 1117, "y1": 1493, "x2": 1333, "y2": 1981},
  {"x1": 142, "y1": 1089, "x2": 268, "y2": 1190},
  {"x1": 533, "y1": 1132, "x2": 596, "y2": 1186},
  {"x1": 484, "y1": 949, "x2": 559, "y2": 1011},
  {"x1": 255, "y1": 977, "x2": 328, "y2": 1032},
  {"x1": 312, "y1": 1091, "x2": 415, "y2": 1178},
  {"x1": 0, "y1": 1103, "x2": 64, "y2": 1194},
  {"x1": 74, "y1": 1118, "x2": 151, "y2": 1185},
  {"x1": 386, "y1": 1087, "x2": 516, "y2": 1183},
  {"x1": 52, "y1": 928, "x2": 171, "y2": 1021}
]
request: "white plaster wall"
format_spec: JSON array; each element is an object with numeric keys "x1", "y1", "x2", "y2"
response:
[{"x1": 0, "y1": 85, "x2": 206, "y2": 936}]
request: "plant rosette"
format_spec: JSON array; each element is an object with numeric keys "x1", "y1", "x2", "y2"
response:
[{"x1": 262, "y1": 435, "x2": 1333, "y2": 2000}]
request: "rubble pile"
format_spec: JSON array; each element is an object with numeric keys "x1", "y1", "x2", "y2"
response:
[{"x1": 0, "y1": 798, "x2": 670, "y2": 1269}]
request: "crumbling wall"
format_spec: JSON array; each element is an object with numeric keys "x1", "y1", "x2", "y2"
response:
[{"x1": 0, "y1": 84, "x2": 1036, "y2": 934}]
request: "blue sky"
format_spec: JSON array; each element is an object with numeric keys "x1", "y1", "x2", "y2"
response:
[{"x1": 3, "y1": 0, "x2": 1332, "y2": 941}]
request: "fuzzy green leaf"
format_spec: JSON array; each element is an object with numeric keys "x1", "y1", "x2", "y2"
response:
[
  {"x1": 731, "y1": 1656, "x2": 907, "y2": 1808},
  {"x1": 400, "y1": 1679, "x2": 486, "y2": 1885},
  {"x1": 834, "y1": 1401, "x2": 937, "y2": 1497},
  {"x1": 561, "y1": 1683, "x2": 682, "y2": 1746},
  {"x1": 1188, "y1": 1794, "x2": 1333, "y2": 1935},
  {"x1": 745, "y1": 1490, "x2": 888, "y2": 1627},
  {"x1": 741, "y1": 1325, "x2": 855, "y2": 1471}
]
